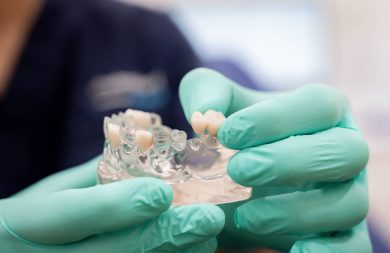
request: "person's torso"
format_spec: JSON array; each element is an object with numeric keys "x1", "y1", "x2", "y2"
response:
[{"x1": 0, "y1": 0, "x2": 198, "y2": 197}]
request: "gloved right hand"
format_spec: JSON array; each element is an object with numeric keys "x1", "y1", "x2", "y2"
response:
[
  {"x1": 0, "y1": 157, "x2": 225, "y2": 252},
  {"x1": 179, "y1": 68, "x2": 371, "y2": 253}
]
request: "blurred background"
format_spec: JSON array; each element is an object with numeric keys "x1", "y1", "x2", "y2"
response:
[
  {"x1": 2, "y1": 0, "x2": 388, "y2": 251},
  {"x1": 120, "y1": 0, "x2": 390, "y2": 251}
]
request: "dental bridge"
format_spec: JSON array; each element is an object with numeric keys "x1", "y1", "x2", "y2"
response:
[{"x1": 98, "y1": 109, "x2": 252, "y2": 205}]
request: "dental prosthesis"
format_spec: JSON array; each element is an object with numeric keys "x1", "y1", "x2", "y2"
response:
[{"x1": 98, "y1": 109, "x2": 252, "y2": 205}]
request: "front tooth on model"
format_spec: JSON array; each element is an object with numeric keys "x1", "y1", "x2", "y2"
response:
[
  {"x1": 108, "y1": 123, "x2": 121, "y2": 148},
  {"x1": 135, "y1": 130, "x2": 153, "y2": 152},
  {"x1": 191, "y1": 111, "x2": 207, "y2": 134}
]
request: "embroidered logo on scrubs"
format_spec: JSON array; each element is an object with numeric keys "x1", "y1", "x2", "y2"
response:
[{"x1": 86, "y1": 70, "x2": 170, "y2": 111}]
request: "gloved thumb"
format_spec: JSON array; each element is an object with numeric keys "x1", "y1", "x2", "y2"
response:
[
  {"x1": 14, "y1": 157, "x2": 100, "y2": 197},
  {"x1": 179, "y1": 68, "x2": 270, "y2": 122}
]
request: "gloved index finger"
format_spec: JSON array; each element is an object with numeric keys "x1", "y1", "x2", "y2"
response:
[
  {"x1": 139, "y1": 204, "x2": 225, "y2": 252},
  {"x1": 218, "y1": 83, "x2": 348, "y2": 149},
  {"x1": 179, "y1": 68, "x2": 270, "y2": 122}
]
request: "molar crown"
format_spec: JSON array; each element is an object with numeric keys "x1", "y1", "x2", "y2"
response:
[{"x1": 191, "y1": 110, "x2": 226, "y2": 136}]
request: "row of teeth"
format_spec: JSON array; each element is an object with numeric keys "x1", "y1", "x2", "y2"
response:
[
  {"x1": 106, "y1": 109, "x2": 225, "y2": 153},
  {"x1": 105, "y1": 109, "x2": 159, "y2": 152},
  {"x1": 107, "y1": 125, "x2": 154, "y2": 152},
  {"x1": 191, "y1": 110, "x2": 226, "y2": 136}
]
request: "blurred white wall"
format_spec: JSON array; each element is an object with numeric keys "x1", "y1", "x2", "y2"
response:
[
  {"x1": 326, "y1": 0, "x2": 390, "y2": 244},
  {"x1": 120, "y1": 0, "x2": 330, "y2": 90},
  {"x1": 171, "y1": 0, "x2": 329, "y2": 90}
]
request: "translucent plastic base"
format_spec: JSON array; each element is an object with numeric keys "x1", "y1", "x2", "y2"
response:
[
  {"x1": 98, "y1": 109, "x2": 252, "y2": 205},
  {"x1": 97, "y1": 160, "x2": 251, "y2": 205}
]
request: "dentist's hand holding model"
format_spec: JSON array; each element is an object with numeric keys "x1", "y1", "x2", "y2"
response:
[
  {"x1": 180, "y1": 68, "x2": 371, "y2": 253},
  {"x1": 0, "y1": 157, "x2": 224, "y2": 252},
  {"x1": 0, "y1": 67, "x2": 371, "y2": 253}
]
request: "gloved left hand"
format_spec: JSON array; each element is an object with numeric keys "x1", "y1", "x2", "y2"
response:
[
  {"x1": 179, "y1": 68, "x2": 371, "y2": 253},
  {"x1": 0, "y1": 157, "x2": 225, "y2": 253}
]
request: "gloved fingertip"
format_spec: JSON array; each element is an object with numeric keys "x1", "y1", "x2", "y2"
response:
[
  {"x1": 197, "y1": 204, "x2": 226, "y2": 235},
  {"x1": 290, "y1": 240, "x2": 330, "y2": 253},
  {"x1": 233, "y1": 205, "x2": 255, "y2": 233},
  {"x1": 185, "y1": 204, "x2": 225, "y2": 235},
  {"x1": 233, "y1": 203, "x2": 270, "y2": 235},
  {"x1": 233, "y1": 205, "x2": 246, "y2": 230},
  {"x1": 217, "y1": 114, "x2": 252, "y2": 150},
  {"x1": 179, "y1": 68, "x2": 233, "y2": 122},
  {"x1": 180, "y1": 238, "x2": 218, "y2": 253},
  {"x1": 290, "y1": 244, "x2": 305, "y2": 253},
  {"x1": 217, "y1": 121, "x2": 229, "y2": 146},
  {"x1": 226, "y1": 153, "x2": 251, "y2": 187},
  {"x1": 149, "y1": 179, "x2": 174, "y2": 210},
  {"x1": 155, "y1": 205, "x2": 224, "y2": 248},
  {"x1": 131, "y1": 177, "x2": 173, "y2": 211},
  {"x1": 217, "y1": 120, "x2": 237, "y2": 149},
  {"x1": 179, "y1": 68, "x2": 211, "y2": 120}
]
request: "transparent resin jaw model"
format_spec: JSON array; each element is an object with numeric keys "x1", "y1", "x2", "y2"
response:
[{"x1": 98, "y1": 109, "x2": 252, "y2": 205}]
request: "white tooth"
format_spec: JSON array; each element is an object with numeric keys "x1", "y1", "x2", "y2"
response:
[
  {"x1": 125, "y1": 109, "x2": 151, "y2": 128},
  {"x1": 191, "y1": 111, "x2": 207, "y2": 134},
  {"x1": 135, "y1": 130, "x2": 153, "y2": 152},
  {"x1": 107, "y1": 123, "x2": 121, "y2": 148},
  {"x1": 206, "y1": 112, "x2": 225, "y2": 136}
]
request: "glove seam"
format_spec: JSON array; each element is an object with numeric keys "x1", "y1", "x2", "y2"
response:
[{"x1": 1, "y1": 217, "x2": 44, "y2": 247}]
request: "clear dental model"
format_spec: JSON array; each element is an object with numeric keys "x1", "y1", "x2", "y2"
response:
[{"x1": 98, "y1": 109, "x2": 252, "y2": 205}]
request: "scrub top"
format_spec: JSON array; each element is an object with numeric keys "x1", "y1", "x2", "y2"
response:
[{"x1": 0, "y1": 0, "x2": 199, "y2": 198}]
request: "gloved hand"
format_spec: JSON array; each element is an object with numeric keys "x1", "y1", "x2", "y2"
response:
[
  {"x1": 0, "y1": 157, "x2": 225, "y2": 252},
  {"x1": 179, "y1": 68, "x2": 371, "y2": 253}
]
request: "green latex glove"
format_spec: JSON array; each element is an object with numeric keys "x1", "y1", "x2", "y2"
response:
[
  {"x1": 0, "y1": 157, "x2": 225, "y2": 252},
  {"x1": 179, "y1": 68, "x2": 371, "y2": 253}
]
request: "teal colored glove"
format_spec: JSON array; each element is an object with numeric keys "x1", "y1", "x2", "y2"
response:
[
  {"x1": 179, "y1": 68, "x2": 371, "y2": 253},
  {"x1": 0, "y1": 157, "x2": 225, "y2": 252}
]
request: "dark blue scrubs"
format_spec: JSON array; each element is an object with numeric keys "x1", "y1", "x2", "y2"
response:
[{"x1": 0, "y1": 0, "x2": 199, "y2": 197}]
